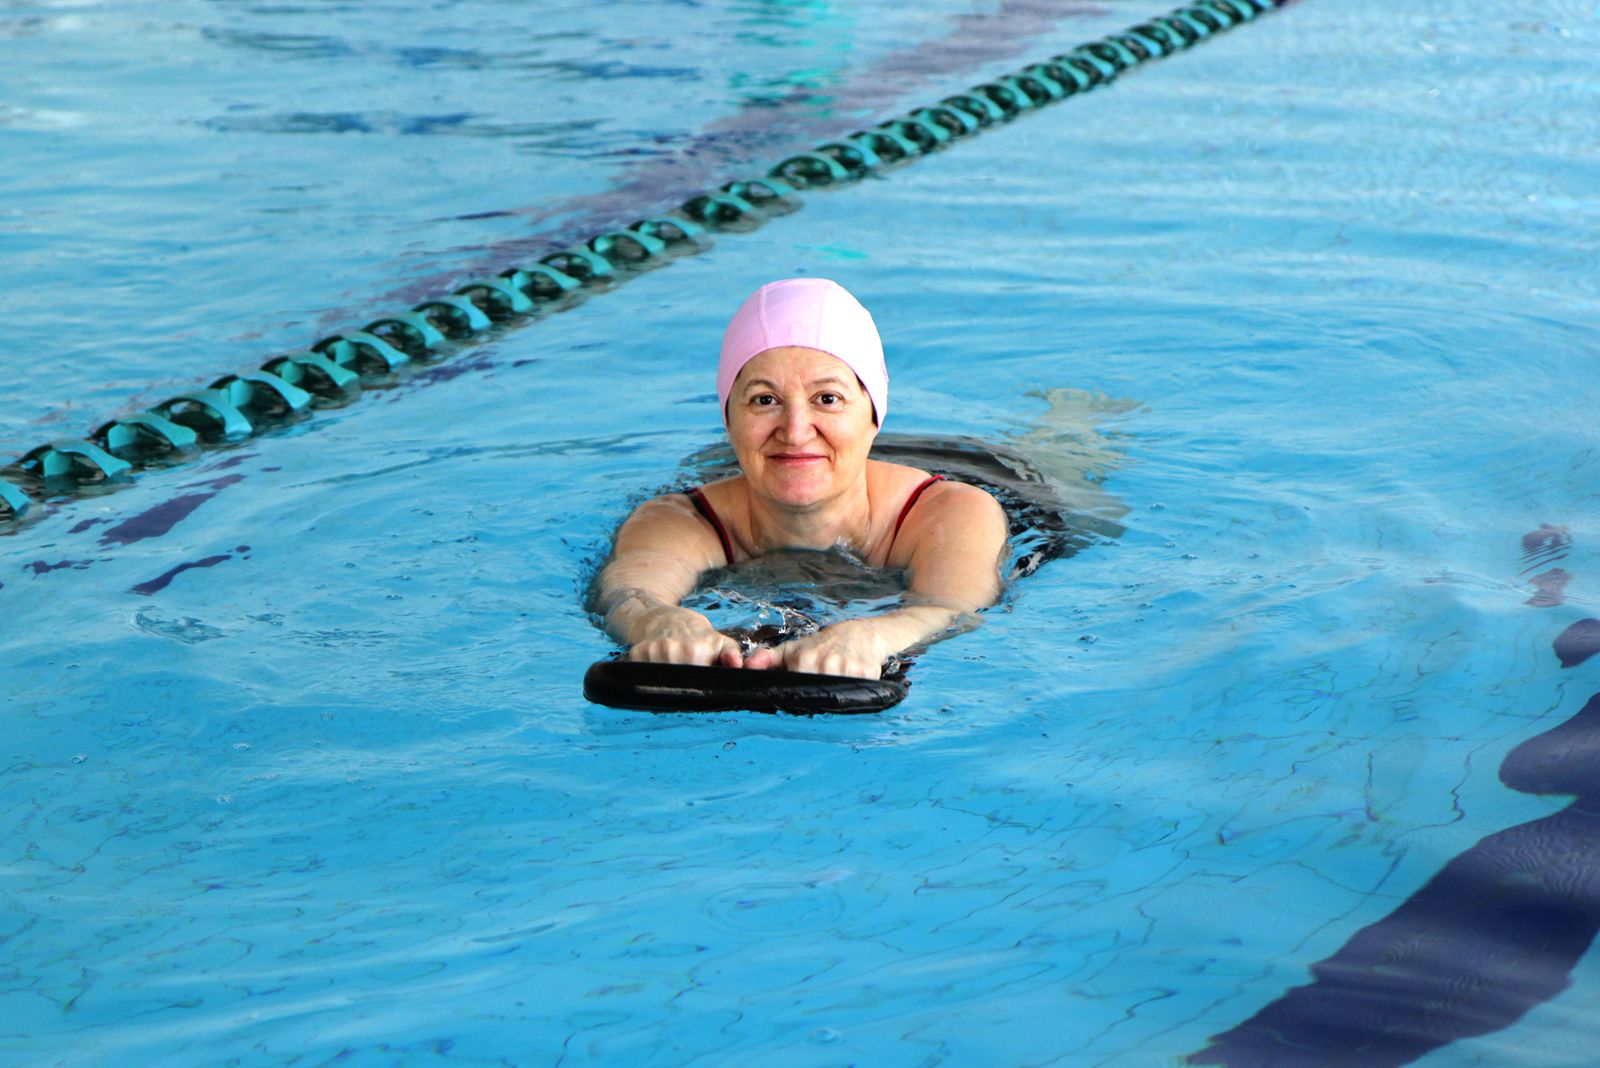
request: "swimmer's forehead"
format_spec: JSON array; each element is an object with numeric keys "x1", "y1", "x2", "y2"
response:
[
  {"x1": 733, "y1": 348, "x2": 865, "y2": 393},
  {"x1": 736, "y1": 372, "x2": 860, "y2": 392}
]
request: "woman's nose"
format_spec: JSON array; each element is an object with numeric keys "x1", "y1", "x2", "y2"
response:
[{"x1": 777, "y1": 406, "x2": 813, "y2": 442}]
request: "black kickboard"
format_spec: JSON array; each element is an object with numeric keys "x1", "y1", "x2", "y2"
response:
[{"x1": 583, "y1": 660, "x2": 906, "y2": 714}]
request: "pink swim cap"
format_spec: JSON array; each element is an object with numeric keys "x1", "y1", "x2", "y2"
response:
[{"x1": 718, "y1": 278, "x2": 888, "y2": 426}]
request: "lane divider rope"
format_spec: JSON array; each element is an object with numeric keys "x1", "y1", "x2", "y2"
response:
[{"x1": 0, "y1": 0, "x2": 1292, "y2": 525}]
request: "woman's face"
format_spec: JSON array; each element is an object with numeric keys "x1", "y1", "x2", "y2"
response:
[{"x1": 726, "y1": 346, "x2": 878, "y2": 510}]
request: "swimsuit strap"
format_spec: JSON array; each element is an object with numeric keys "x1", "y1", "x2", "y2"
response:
[
  {"x1": 686, "y1": 486, "x2": 734, "y2": 566},
  {"x1": 689, "y1": 476, "x2": 943, "y2": 567},
  {"x1": 888, "y1": 474, "x2": 946, "y2": 555}
]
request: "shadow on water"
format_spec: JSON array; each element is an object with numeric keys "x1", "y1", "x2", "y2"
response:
[{"x1": 1191, "y1": 611, "x2": 1600, "y2": 1068}]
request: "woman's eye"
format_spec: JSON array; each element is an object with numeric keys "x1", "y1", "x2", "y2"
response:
[
  {"x1": 753, "y1": 395, "x2": 777, "y2": 406},
  {"x1": 817, "y1": 393, "x2": 840, "y2": 405}
]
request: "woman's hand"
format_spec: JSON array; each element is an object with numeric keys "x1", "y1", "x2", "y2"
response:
[
  {"x1": 626, "y1": 602, "x2": 746, "y2": 668},
  {"x1": 765, "y1": 618, "x2": 900, "y2": 679}
]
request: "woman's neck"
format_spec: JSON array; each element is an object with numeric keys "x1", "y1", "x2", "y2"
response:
[{"x1": 744, "y1": 482, "x2": 874, "y2": 556}]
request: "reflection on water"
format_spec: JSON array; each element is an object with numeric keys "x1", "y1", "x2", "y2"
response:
[{"x1": 1010, "y1": 388, "x2": 1138, "y2": 513}]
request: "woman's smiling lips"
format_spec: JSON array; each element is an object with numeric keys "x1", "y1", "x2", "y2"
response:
[{"x1": 768, "y1": 452, "x2": 827, "y2": 465}]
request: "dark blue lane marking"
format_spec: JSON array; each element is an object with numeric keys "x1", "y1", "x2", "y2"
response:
[
  {"x1": 98, "y1": 474, "x2": 244, "y2": 547},
  {"x1": 1191, "y1": 616, "x2": 1600, "y2": 1067},
  {"x1": 131, "y1": 546, "x2": 251, "y2": 596},
  {"x1": 1557, "y1": 619, "x2": 1600, "y2": 669}
]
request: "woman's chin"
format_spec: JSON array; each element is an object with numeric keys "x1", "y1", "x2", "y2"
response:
[
  {"x1": 758, "y1": 472, "x2": 832, "y2": 509},
  {"x1": 770, "y1": 488, "x2": 826, "y2": 510}
]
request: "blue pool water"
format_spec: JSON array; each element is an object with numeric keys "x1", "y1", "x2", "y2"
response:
[{"x1": 4, "y1": 1, "x2": 1599, "y2": 1064}]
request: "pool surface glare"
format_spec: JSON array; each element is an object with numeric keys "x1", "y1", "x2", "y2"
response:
[{"x1": 4, "y1": 1, "x2": 1599, "y2": 1066}]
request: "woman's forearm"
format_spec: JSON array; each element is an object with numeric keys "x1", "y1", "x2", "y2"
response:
[
  {"x1": 865, "y1": 602, "x2": 976, "y2": 656},
  {"x1": 598, "y1": 582, "x2": 748, "y2": 668},
  {"x1": 596, "y1": 585, "x2": 658, "y2": 645},
  {"x1": 597, "y1": 586, "x2": 700, "y2": 648},
  {"x1": 777, "y1": 601, "x2": 980, "y2": 679},
  {"x1": 595, "y1": 543, "x2": 702, "y2": 645}
]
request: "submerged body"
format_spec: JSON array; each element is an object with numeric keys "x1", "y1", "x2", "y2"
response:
[{"x1": 597, "y1": 280, "x2": 1008, "y2": 679}]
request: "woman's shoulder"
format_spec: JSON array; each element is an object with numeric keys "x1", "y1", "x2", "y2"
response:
[
  {"x1": 615, "y1": 484, "x2": 735, "y2": 567},
  {"x1": 866, "y1": 458, "x2": 933, "y2": 493},
  {"x1": 867, "y1": 460, "x2": 996, "y2": 507},
  {"x1": 688, "y1": 472, "x2": 747, "y2": 510},
  {"x1": 880, "y1": 468, "x2": 1008, "y2": 570}
]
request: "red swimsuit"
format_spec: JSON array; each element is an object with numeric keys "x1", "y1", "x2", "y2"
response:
[{"x1": 687, "y1": 475, "x2": 946, "y2": 566}]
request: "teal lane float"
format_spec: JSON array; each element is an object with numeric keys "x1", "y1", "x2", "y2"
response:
[{"x1": 0, "y1": 0, "x2": 1291, "y2": 525}]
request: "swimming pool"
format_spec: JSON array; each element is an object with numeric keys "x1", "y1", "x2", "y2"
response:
[{"x1": 4, "y1": 0, "x2": 1599, "y2": 1063}]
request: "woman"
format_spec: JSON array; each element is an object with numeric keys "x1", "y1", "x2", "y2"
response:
[{"x1": 597, "y1": 278, "x2": 1009, "y2": 679}]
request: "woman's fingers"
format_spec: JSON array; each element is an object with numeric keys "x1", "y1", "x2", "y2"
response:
[
  {"x1": 625, "y1": 605, "x2": 746, "y2": 667},
  {"x1": 742, "y1": 646, "x2": 780, "y2": 671},
  {"x1": 628, "y1": 615, "x2": 889, "y2": 678},
  {"x1": 778, "y1": 640, "x2": 882, "y2": 680},
  {"x1": 628, "y1": 631, "x2": 742, "y2": 667},
  {"x1": 627, "y1": 640, "x2": 730, "y2": 666}
]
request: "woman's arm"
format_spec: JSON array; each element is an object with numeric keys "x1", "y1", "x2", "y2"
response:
[
  {"x1": 773, "y1": 482, "x2": 1009, "y2": 678},
  {"x1": 595, "y1": 495, "x2": 750, "y2": 668}
]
